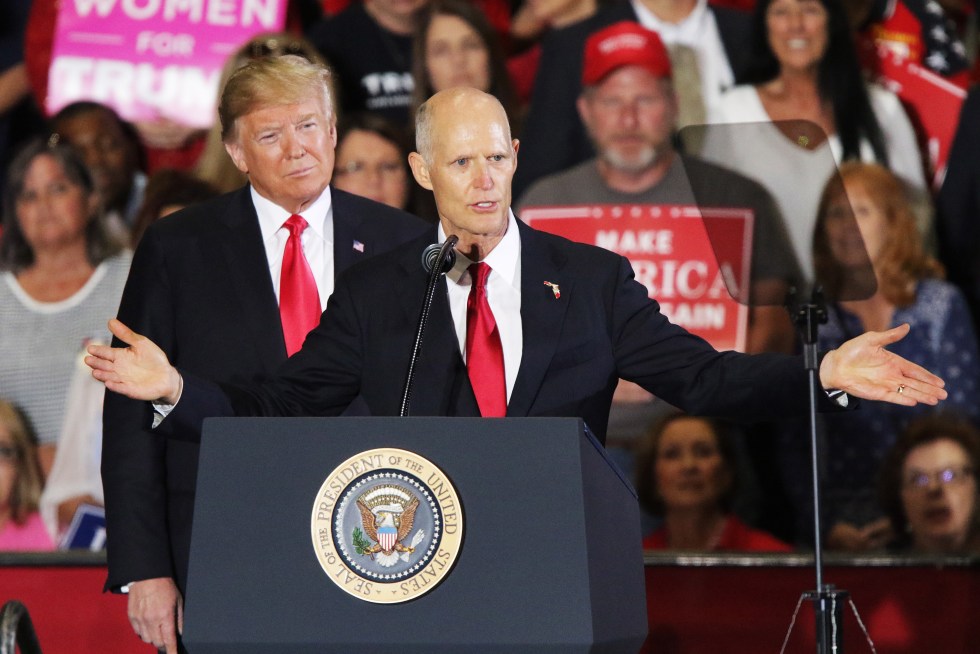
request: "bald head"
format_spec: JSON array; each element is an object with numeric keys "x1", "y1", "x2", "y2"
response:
[
  {"x1": 415, "y1": 88, "x2": 512, "y2": 165},
  {"x1": 408, "y1": 87, "x2": 519, "y2": 261}
]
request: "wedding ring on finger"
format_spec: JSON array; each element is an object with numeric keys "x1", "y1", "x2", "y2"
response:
[{"x1": 897, "y1": 384, "x2": 906, "y2": 394}]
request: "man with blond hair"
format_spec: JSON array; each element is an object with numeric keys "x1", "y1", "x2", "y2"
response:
[{"x1": 100, "y1": 55, "x2": 425, "y2": 654}]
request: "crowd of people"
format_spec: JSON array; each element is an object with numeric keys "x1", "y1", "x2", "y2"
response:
[{"x1": 2, "y1": 0, "x2": 980, "y2": 565}]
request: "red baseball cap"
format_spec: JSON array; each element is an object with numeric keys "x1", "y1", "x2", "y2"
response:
[{"x1": 582, "y1": 21, "x2": 672, "y2": 86}]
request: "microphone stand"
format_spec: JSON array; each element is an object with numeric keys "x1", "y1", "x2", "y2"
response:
[
  {"x1": 788, "y1": 287, "x2": 849, "y2": 654},
  {"x1": 400, "y1": 236, "x2": 458, "y2": 417}
]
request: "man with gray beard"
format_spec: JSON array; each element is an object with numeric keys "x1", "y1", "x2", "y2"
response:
[{"x1": 517, "y1": 20, "x2": 802, "y2": 358}]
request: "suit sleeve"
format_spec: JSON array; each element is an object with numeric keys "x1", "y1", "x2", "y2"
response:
[
  {"x1": 165, "y1": 271, "x2": 367, "y2": 437},
  {"x1": 100, "y1": 228, "x2": 179, "y2": 591},
  {"x1": 608, "y1": 256, "x2": 814, "y2": 419}
]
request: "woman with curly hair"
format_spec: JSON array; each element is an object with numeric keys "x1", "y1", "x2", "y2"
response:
[{"x1": 778, "y1": 162, "x2": 979, "y2": 551}]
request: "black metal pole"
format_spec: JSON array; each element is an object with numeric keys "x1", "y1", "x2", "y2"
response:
[
  {"x1": 400, "y1": 236, "x2": 458, "y2": 416},
  {"x1": 790, "y1": 288, "x2": 849, "y2": 654}
]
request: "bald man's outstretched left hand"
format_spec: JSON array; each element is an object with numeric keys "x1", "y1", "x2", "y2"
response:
[
  {"x1": 819, "y1": 323, "x2": 947, "y2": 406},
  {"x1": 86, "y1": 319, "x2": 182, "y2": 404}
]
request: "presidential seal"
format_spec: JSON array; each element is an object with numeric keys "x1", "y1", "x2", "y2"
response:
[{"x1": 311, "y1": 448, "x2": 463, "y2": 603}]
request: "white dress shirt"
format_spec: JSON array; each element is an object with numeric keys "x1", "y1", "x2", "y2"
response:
[
  {"x1": 440, "y1": 211, "x2": 523, "y2": 403},
  {"x1": 150, "y1": 186, "x2": 336, "y2": 426},
  {"x1": 250, "y1": 185, "x2": 335, "y2": 310}
]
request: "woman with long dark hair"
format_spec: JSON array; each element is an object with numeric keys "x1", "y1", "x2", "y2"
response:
[
  {"x1": 410, "y1": 0, "x2": 520, "y2": 129},
  {"x1": 700, "y1": 0, "x2": 927, "y2": 278}
]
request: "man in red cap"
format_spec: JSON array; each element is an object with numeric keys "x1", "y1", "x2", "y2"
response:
[
  {"x1": 518, "y1": 21, "x2": 802, "y2": 357},
  {"x1": 514, "y1": 0, "x2": 753, "y2": 197}
]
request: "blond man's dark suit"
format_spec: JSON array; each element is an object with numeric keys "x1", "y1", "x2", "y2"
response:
[{"x1": 101, "y1": 186, "x2": 428, "y2": 594}]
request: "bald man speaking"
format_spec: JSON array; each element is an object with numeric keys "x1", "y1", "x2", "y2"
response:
[{"x1": 88, "y1": 88, "x2": 947, "y2": 447}]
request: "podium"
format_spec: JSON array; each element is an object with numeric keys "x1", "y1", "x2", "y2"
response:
[{"x1": 183, "y1": 417, "x2": 648, "y2": 653}]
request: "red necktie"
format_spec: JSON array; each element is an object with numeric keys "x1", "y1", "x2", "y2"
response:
[
  {"x1": 466, "y1": 262, "x2": 506, "y2": 417},
  {"x1": 279, "y1": 214, "x2": 321, "y2": 356}
]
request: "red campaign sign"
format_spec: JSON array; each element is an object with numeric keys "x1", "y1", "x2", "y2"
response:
[
  {"x1": 522, "y1": 204, "x2": 752, "y2": 352},
  {"x1": 856, "y1": 7, "x2": 968, "y2": 186}
]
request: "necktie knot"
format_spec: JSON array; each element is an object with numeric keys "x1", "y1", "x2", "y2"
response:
[
  {"x1": 284, "y1": 214, "x2": 309, "y2": 237},
  {"x1": 469, "y1": 262, "x2": 491, "y2": 290},
  {"x1": 280, "y1": 213, "x2": 319, "y2": 356}
]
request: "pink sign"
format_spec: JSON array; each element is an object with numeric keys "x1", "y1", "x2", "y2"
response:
[
  {"x1": 47, "y1": 0, "x2": 288, "y2": 127},
  {"x1": 522, "y1": 204, "x2": 752, "y2": 352}
]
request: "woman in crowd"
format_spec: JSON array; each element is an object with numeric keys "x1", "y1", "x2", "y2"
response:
[
  {"x1": 0, "y1": 399, "x2": 53, "y2": 550},
  {"x1": 333, "y1": 113, "x2": 417, "y2": 214},
  {"x1": 411, "y1": 0, "x2": 520, "y2": 129},
  {"x1": 701, "y1": 0, "x2": 928, "y2": 278},
  {"x1": 637, "y1": 411, "x2": 792, "y2": 551},
  {"x1": 130, "y1": 169, "x2": 220, "y2": 247},
  {"x1": 0, "y1": 138, "x2": 130, "y2": 475},
  {"x1": 879, "y1": 415, "x2": 980, "y2": 554},
  {"x1": 194, "y1": 32, "x2": 325, "y2": 194},
  {"x1": 780, "y1": 162, "x2": 979, "y2": 551}
]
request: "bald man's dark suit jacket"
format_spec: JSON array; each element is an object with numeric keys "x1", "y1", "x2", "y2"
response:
[
  {"x1": 170, "y1": 219, "x2": 818, "y2": 448},
  {"x1": 101, "y1": 186, "x2": 428, "y2": 594}
]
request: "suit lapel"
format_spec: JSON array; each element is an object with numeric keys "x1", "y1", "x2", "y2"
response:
[
  {"x1": 392, "y1": 238, "x2": 479, "y2": 417},
  {"x1": 507, "y1": 221, "x2": 571, "y2": 416},
  {"x1": 215, "y1": 187, "x2": 287, "y2": 365},
  {"x1": 331, "y1": 188, "x2": 366, "y2": 274}
]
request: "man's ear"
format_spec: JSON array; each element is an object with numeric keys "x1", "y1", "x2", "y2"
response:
[
  {"x1": 408, "y1": 152, "x2": 433, "y2": 191},
  {"x1": 328, "y1": 119, "x2": 338, "y2": 148},
  {"x1": 225, "y1": 141, "x2": 248, "y2": 175}
]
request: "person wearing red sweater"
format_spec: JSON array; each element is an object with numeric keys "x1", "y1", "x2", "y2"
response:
[{"x1": 636, "y1": 411, "x2": 793, "y2": 552}]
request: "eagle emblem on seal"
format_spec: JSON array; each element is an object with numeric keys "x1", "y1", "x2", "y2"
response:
[{"x1": 354, "y1": 485, "x2": 426, "y2": 567}]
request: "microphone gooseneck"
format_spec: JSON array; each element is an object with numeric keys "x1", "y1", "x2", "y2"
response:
[{"x1": 400, "y1": 235, "x2": 459, "y2": 416}]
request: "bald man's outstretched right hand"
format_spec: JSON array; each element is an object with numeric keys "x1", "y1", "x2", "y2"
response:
[{"x1": 86, "y1": 319, "x2": 182, "y2": 404}]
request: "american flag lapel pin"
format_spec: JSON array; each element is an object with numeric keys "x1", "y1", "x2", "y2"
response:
[
  {"x1": 543, "y1": 281, "x2": 560, "y2": 299},
  {"x1": 352, "y1": 240, "x2": 365, "y2": 253}
]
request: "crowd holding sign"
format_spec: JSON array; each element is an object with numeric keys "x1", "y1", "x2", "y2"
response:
[
  {"x1": 522, "y1": 204, "x2": 753, "y2": 352},
  {"x1": 47, "y1": 0, "x2": 287, "y2": 127}
]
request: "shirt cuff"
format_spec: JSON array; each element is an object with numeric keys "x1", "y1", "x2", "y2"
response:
[
  {"x1": 825, "y1": 389, "x2": 849, "y2": 408},
  {"x1": 150, "y1": 374, "x2": 183, "y2": 427}
]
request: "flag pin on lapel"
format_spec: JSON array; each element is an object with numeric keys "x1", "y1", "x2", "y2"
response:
[
  {"x1": 353, "y1": 240, "x2": 365, "y2": 253},
  {"x1": 544, "y1": 281, "x2": 560, "y2": 299}
]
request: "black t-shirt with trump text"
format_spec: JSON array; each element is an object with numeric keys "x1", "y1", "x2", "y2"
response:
[{"x1": 309, "y1": 3, "x2": 414, "y2": 126}]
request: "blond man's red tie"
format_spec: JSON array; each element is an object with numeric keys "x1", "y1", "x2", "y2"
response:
[{"x1": 279, "y1": 214, "x2": 321, "y2": 356}]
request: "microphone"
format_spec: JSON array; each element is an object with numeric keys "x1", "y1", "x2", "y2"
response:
[
  {"x1": 421, "y1": 238, "x2": 458, "y2": 274},
  {"x1": 400, "y1": 235, "x2": 459, "y2": 416}
]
